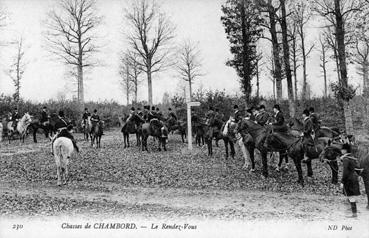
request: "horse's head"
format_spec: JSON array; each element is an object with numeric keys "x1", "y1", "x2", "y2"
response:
[
  {"x1": 319, "y1": 143, "x2": 342, "y2": 163},
  {"x1": 22, "y1": 112, "x2": 32, "y2": 124}
]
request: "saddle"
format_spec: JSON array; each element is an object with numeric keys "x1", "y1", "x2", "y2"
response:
[{"x1": 272, "y1": 132, "x2": 300, "y2": 147}]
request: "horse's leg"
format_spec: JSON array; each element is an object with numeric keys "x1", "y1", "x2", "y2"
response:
[
  {"x1": 123, "y1": 133, "x2": 127, "y2": 148},
  {"x1": 163, "y1": 138, "x2": 167, "y2": 151},
  {"x1": 158, "y1": 137, "x2": 162, "y2": 151},
  {"x1": 329, "y1": 161, "x2": 339, "y2": 184},
  {"x1": 32, "y1": 126, "x2": 38, "y2": 143},
  {"x1": 224, "y1": 138, "x2": 229, "y2": 159},
  {"x1": 306, "y1": 160, "x2": 313, "y2": 178},
  {"x1": 261, "y1": 150, "x2": 268, "y2": 178},
  {"x1": 56, "y1": 166, "x2": 61, "y2": 186},
  {"x1": 292, "y1": 156, "x2": 304, "y2": 186},
  {"x1": 230, "y1": 140, "x2": 235, "y2": 159},
  {"x1": 127, "y1": 134, "x2": 130, "y2": 147}
]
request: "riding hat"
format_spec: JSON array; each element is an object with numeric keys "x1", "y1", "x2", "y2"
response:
[
  {"x1": 341, "y1": 143, "x2": 352, "y2": 153},
  {"x1": 309, "y1": 107, "x2": 315, "y2": 112},
  {"x1": 258, "y1": 105, "x2": 265, "y2": 110},
  {"x1": 156, "y1": 107, "x2": 160, "y2": 111},
  {"x1": 233, "y1": 105, "x2": 239, "y2": 109},
  {"x1": 94, "y1": 109, "x2": 97, "y2": 113},
  {"x1": 168, "y1": 108, "x2": 172, "y2": 111},
  {"x1": 84, "y1": 108, "x2": 88, "y2": 111},
  {"x1": 302, "y1": 109, "x2": 310, "y2": 116},
  {"x1": 131, "y1": 107, "x2": 135, "y2": 111},
  {"x1": 58, "y1": 110, "x2": 65, "y2": 117},
  {"x1": 209, "y1": 106, "x2": 214, "y2": 111},
  {"x1": 151, "y1": 106, "x2": 156, "y2": 110},
  {"x1": 67, "y1": 125, "x2": 73, "y2": 131},
  {"x1": 273, "y1": 104, "x2": 280, "y2": 111}
]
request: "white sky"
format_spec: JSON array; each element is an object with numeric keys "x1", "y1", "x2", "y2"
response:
[{"x1": 0, "y1": 0, "x2": 363, "y2": 104}]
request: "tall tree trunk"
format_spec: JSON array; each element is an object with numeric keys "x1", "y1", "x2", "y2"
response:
[
  {"x1": 78, "y1": 64, "x2": 84, "y2": 108},
  {"x1": 256, "y1": 61, "x2": 260, "y2": 98},
  {"x1": 301, "y1": 28, "x2": 307, "y2": 102},
  {"x1": 322, "y1": 47, "x2": 328, "y2": 98},
  {"x1": 269, "y1": 9, "x2": 283, "y2": 102},
  {"x1": 240, "y1": 2, "x2": 251, "y2": 103},
  {"x1": 334, "y1": 0, "x2": 353, "y2": 135},
  {"x1": 147, "y1": 69, "x2": 153, "y2": 106},
  {"x1": 280, "y1": 0, "x2": 295, "y2": 117},
  {"x1": 126, "y1": 63, "x2": 130, "y2": 105}
]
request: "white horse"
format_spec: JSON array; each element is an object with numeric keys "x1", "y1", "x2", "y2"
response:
[
  {"x1": 53, "y1": 137, "x2": 75, "y2": 186},
  {"x1": 7, "y1": 113, "x2": 32, "y2": 143}
]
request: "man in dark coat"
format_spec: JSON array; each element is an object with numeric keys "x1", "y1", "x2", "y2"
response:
[
  {"x1": 90, "y1": 109, "x2": 100, "y2": 133},
  {"x1": 302, "y1": 109, "x2": 314, "y2": 163},
  {"x1": 148, "y1": 106, "x2": 157, "y2": 121},
  {"x1": 10, "y1": 107, "x2": 20, "y2": 131},
  {"x1": 309, "y1": 107, "x2": 320, "y2": 132},
  {"x1": 168, "y1": 108, "x2": 177, "y2": 120},
  {"x1": 247, "y1": 107, "x2": 256, "y2": 121},
  {"x1": 40, "y1": 106, "x2": 49, "y2": 126},
  {"x1": 340, "y1": 143, "x2": 362, "y2": 218},
  {"x1": 53, "y1": 110, "x2": 79, "y2": 154},
  {"x1": 255, "y1": 105, "x2": 269, "y2": 126},
  {"x1": 156, "y1": 107, "x2": 163, "y2": 121},
  {"x1": 270, "y1": 104, "x2": 287, "y2": 132},
  {"x1": 137, "y1": 108, "x2": 143, "y2": 118},
  {"x1": 82, "y1": 108, "x2": 91, "y2": 126},
  {"x1": 233, "y1": 105, "x2": 242, "y2": 123},
  {"x1": 205, "y1": 106, "x2": 215, "y2": 126}
]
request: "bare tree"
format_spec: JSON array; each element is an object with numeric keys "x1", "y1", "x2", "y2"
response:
[
  {"x1": 318, "y1": 34, "x2": 329, "y2": 98},
  {"x1": 313, "y1": 0, "x2": 367, "y2": 135},
  {"x1": 291, "y1": 0, "x2": 314, "y2": 103},
  {"x1": 44, "y1": 0, "x2": 102, "y2": 106},
  {"x1": 255, "y1": 0, "x2": 284, "y2": 102},
  {"x1": 176, "y1": 40, "x2": 203, "y2": 101},
  {"x1": 288, "y1": 19, "x2": 302, "y2": 101},
  {"x1": 255, "y1": 53, "x2": 264, "y2": 98},
  {"x1": 125, "y1": 0, "x2": 175, "y2": 105},
  {"x1": 119, "y1": 55, "x2": 134, "y2": 105},
  {"x1": 7, "y1": 37, "x2": 27, "y2": 104},
  {"x1": 119, "y1": 50, "x2": 143, "y2": 104}
]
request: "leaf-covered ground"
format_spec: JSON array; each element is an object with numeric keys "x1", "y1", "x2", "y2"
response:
[{"x1": 0, "y1": 129, "x2": 368, "y2": 220}]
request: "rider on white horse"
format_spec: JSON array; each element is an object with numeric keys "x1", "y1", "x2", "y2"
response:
[
  {"x1": 10, "y1": 107, "x2": 20, "y2": 132},
  {"x1": 52, "y1": 110, "x2": 79, "y2": 154}
]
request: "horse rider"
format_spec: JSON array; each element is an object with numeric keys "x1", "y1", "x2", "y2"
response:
[
  {"x1": 40, "y1": 106, "x2": 49, "y2": 126},
  {"x1": 269, "y1": 104, "x2": 287, "y2": 132},
  {"x1": 205, "y1": 106, "x2": 216, "y2": 126},
  {"x1": 142, "y1": 105, "x2": 150, "y2": 122},
  {"x1": 168, "y1": 108, "x2": 177, "y2": 121},
  {"x1": 301, "y1": 109, "x2": 314, "y2": 163},
  {"x1": 122, "y1": 107, "x2": 136, "y2": 131},
  {"x1": 52, "y1": 110, "x2": 79, "y2": 154},
  {"x1": 90, "y1": 109, "x2": 100, "y2": 134},
  {"x1": 214, "y1": 108, "x2": 224, "y2": 122},
  {"x1": 156, "y1": 107, "x2": 163, "y2": 121},
  {"x1": 82, "y1": 108, "x2": 91, "y2": 127},
  {"x1": 248, "y1": 107, "x2": 257, "y2": 121},
  {"x1": 255, "y1": 105, "x2": 269, "y2": 126},
  {"x1": 137, "y1": 108, "x2": 143, "y2": 118},
  {"x1": 148, "y1": 106, "x2": 157, "y2": 121},
  {"x1": 233, "y1": 105, "x2": 242, "y2": 123},
  {"x1": 340, "y1": 143, "x2": 363, "y2": 218},
  {"x1": 10, "y1": 107, "x2": 20, "y2": 131},
  {"x1": 309, "y1": 107, "x2": 320, "y2": 133}
]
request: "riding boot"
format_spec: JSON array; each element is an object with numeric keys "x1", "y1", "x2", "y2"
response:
[
  {"x1": 72, "y1": 140, "x2": 79, "y2": 153},
  {"x1": 349, "y1": 202, "x2": 358, "y2": 217}
]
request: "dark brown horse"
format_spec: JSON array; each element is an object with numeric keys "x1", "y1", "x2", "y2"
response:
[
  {"x1": 319, "y1": 142, "x2": 369, "y2": 209},
  {"x1": 165, "y1": 117, "x2": 186, "y2": 143},
  {"x1": 121, "y1": 114, "x2": 144, "y2": 148},
  {"x1": 141, "y1": 119, "x2": 168, "y2": 152},
  {"x1": 91, "y1": 120, "x2": 104, "y2": 148}
]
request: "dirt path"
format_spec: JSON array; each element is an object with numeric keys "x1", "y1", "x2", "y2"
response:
[{"x1": 1, "y1": 180, "x2": 368, "y2": 221}]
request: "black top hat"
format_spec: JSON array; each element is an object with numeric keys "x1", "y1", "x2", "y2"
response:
[
  {"x1": 156, "y1": 107, "x2": 160, "y2": 111},
  {"x1": 93, "y1": 109, "x2": 97, "y2": 113},
  {"x1": 273, "y1": 104, "x2": 280, "y2": 111},
  {"x1": 233, "y1": 105, "x2": 239, "y2": 109},
  {"x1": 67, "y1": 125, "x2": 73, "y2": 131},
  {"x1": 258, "y1": 105, "x2": 265, "y2": 110},
  {"x1": 341, "y1": 143, "x2": 351, "y2": 153},
  {"x1": 151, "y1": 106, "x2": 156, "y2": 110},
  {"x1": 130, "y1": 107, "x2": 135, "y2": 111},
  {"x1": 58, "y1": 110, "x2": 64, "y2": 117},
  {"x1": 302, "y1": 109, "x2": 310, "y2": 116},
  {"x1": 84, "y1": 108, "x2": 88, "y2": 111},
  {"x1": 309, "y1": 107, "x2": 315, "y2": 112},
  {"x1": 168, "y1": 108, "x2": 172, "y2": 111}
]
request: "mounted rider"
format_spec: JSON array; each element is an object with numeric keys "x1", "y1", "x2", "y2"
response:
[
  {"x1": 82, "y1": 108, "x2": 91, "y2": 127},
  {"x1": 205, "y1": 106, "x2": 216, "y2": 126},
  {"x1": 255, "y1": 105, "x2": 269, "y2": 126},
  {"x1": 122, "y1": 107, "x2": 136, "y2": 131},
  {"x1": 233, "y1": 105, "x2": 242, "y2": 123},
  {"x1": 248, "y1": 107, "x2": 256, "y2": 121},
  {"x1": 214, "y1": 108, "x2": 224, "y2": 122},
  {"x1": 10, "y1": 107, "x2": 20, "y2": 131},
  {"x1": 309, "y1": 107, "x2": 320, "y2": 133},
  {"x1": 156, "y1": 107, "x2": 163, "y2": 121},
  {"x1": 137, "y1": 108, "x2": 143, "y2": 118},
  {"x1": 301, "y1": 109, "x2": 315, "y2": 163},
  {"x1": 148, "y1": 106, "x2": 157, "y2": 121},
  {"x1": 168, "y1": 108, "x2": 177, "y2": 120},
  {"x1": 52, "y1": 110, "x2": 79, "y2": 154},
  {"x1": 90, "y1": 109, "x2": 100, "y2": 134},
  {"x1": 40, "y1": 106, "x2": 49, "y2": 126},
  {"x1": 270, "y1": 104, "x2": 287, "y2": 132}
]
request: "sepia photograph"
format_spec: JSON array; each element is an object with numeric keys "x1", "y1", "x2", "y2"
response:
[{"x1": 0, "y1": 0, "x2": 369, "y2": 237}]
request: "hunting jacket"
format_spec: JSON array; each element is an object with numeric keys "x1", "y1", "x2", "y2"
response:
[
  {"x1": 40, "y1": 111, "x2": 48, "y2": 123},
  {"x1": 255, "y1": 111, "x2": 269, "y2": 126},
  {"x1": 272, "y1": 111, "x2": 284, "y2": 126},
  {"x1": 303, "y1": 117, "x2": 314, "y2": 136},
  {"x1": 82, "y1": 112, "x2": 91, "y2": 120},
  {"x1": 341, "y1": 153, "x2": 361, "y2": 196}
]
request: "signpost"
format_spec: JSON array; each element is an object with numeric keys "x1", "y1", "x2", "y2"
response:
[{"x1": 186, "y1": 84, "x2": 200, "y2": 150}]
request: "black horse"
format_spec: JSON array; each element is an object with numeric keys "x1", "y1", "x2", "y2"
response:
[
  {"x1": 141, "y1": 119, "x2": 168, "y2": 152},
  {"x1": 121, "y1": 114, "x2": 144, "y2": 148},
  {"x1": 28, "y1": 113, "x2": 59, "y2": 143},
  {"x1": 91, "y1": 120, "x2": 104, "y2": 148},
  {"x1": 166, "y1": 117, "x2": 186, "y2": 143}
]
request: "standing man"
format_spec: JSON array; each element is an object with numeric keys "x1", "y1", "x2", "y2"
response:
[
  {"x1": 255, "y1": 105, "x2": 269, "y2": 126},
  {"x1": 340, "y1": 143, "x2": 362, "y2": 218},
  {"x1": 40, "y1": 106, "x2": 49, "y2": 126}
]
